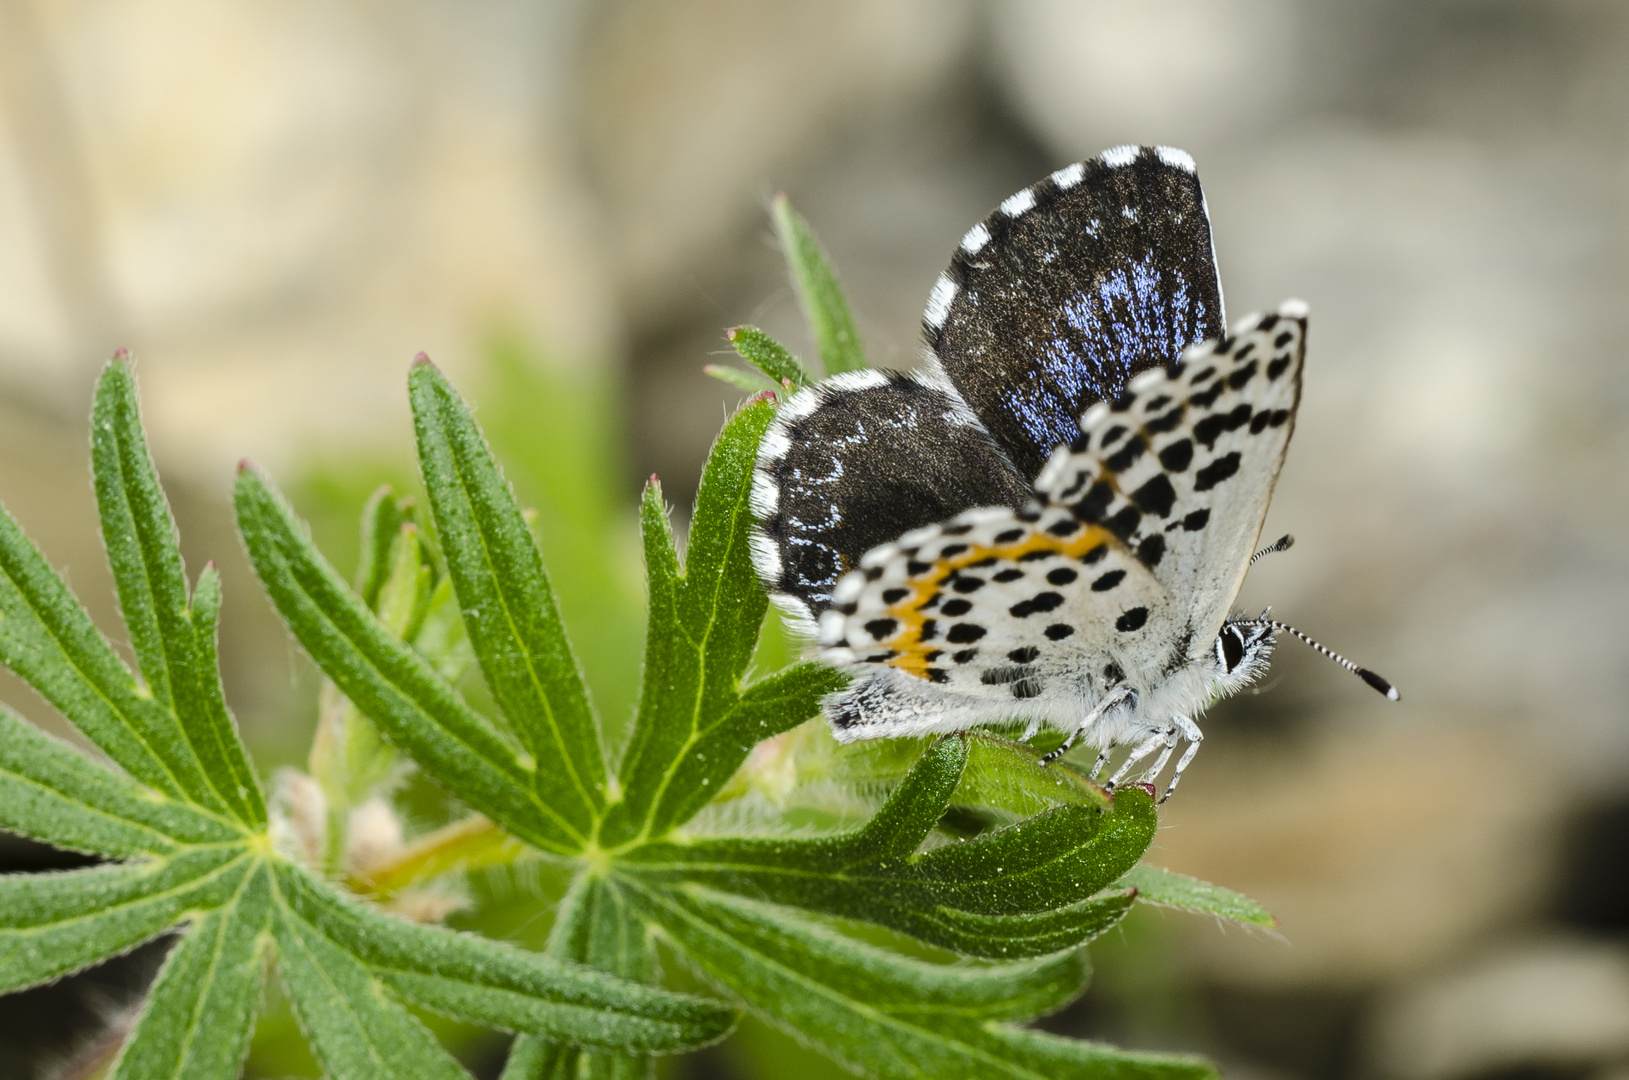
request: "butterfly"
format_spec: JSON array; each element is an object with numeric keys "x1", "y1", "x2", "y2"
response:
[{"x1": 750, "y1": 145, "x2": 1396, "y2": 800}]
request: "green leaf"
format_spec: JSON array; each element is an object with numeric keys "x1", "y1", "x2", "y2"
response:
[
  {"x1": 0, "y1": 848, "x2": 251, "y2": 994},
  {"x1": 954, "y1": 735, "x2": 1110, "y2": 816},
  {"x1": 1116, "y1": 865, "x2": 1276, "y2": 928},
  {"x1": 234, "y1": 468, "x2": 577, "y2": 854},
  {"x1": 409, "y1": 360, "x2": 606, "y2": 835},
  {"x1": 0, "y1": 358, "x2": 755, "y2": 1075},
  {"x1": 652, "y1": 661, "x2": 845, "y2": 839},
  {"x1": 623, "y1": 740, "x2": 1153, "y2": 958},
  {"x1": 772, "y1": 194, "x2": 866, "y2": 374},
  {"x1": 274, "y1": 897, "x2": 474, "y2": 1080},
  {"x1": 506, "y1": 874, "x2": 668, "y2": 1080},
  {"x1": 0, "y1": 494, "x2": 197, "y2": 801},
  {"x1": 633, "y1": 883, "x2": 1206, "y2": 1080},
  {"x1": 0, "y1": 704, "x2": 240, "y2": 858},
  {"x1": 108, "y1": 862, "x2": 273, "y2": 1080},
  {"x1": 355, "y1": 485, "x2": 411, "y2": 609},
  {"x1": 726, "y1": 326, "x2": 816, "y2": 388},
  {"x1": 703, "y1": 364, "x2": 777, "y2": 394},
  {"x1": 602, "y1": 399, "x2": 793, "y2": 846},
  {"x1": 274, "y1": 863, "x2": 735, "y2": 1051},
  {"x1": 91, "y1": 361, "x2": 265, "y2": 826}
]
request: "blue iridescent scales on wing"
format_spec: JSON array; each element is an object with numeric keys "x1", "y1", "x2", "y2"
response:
[
  {"x1": 1013, "y1": 251, "x2": 1214, "y2": 460},
  {"x1": 750, "y1": 145, "x2": 1396, "y2": 800}
]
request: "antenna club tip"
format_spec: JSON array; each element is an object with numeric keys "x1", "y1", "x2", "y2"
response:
[{"x1": 1357, "y1": 667, "x2": 1400, "y2": 701}]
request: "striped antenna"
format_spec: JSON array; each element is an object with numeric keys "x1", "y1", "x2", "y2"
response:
[
  {"x1": 1244, "y1": 618, "x2": 1400, "y2": 701},
  {"x1": 1250, "y1": 534, "x2": 1295, "y2": 565}
]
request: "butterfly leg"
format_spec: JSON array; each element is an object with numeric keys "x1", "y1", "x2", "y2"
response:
[
  {"x1": 1159, "y1": 715, "x2": 1204, "y2": 803},
  {"x1": 1089, "y1": 747, "x2": 1113, "y2": 780},
  {"x1": 1107, "y1": 726, "x2": 1169, "y2": 789},
  {"x1": 1040, "y1": 686, "x2": 1133, "y2": 765},
  {"x1": 1139, "y1": 725, "x2": 1180, "y2": 785}
]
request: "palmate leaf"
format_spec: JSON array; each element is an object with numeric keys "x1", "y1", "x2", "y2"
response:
[
  {"x1": 0, "y1": 359, "x2": 737, "y2": 1080},
  {"x1": 622, "y1": 737, "x2": 1150, "y2": 959},
  {"x1": 600, "y1": 397, "x2": 844, "y2": 848},
  {"x1": 236, "y1": 470, "x2": 579, "y2": 854},
  {"x1": 409, "y1": 359, "x2": 607, "y2": 833},
  {"x1": 629, "y1": 882, "x2": 1215, "y2": 1080}
]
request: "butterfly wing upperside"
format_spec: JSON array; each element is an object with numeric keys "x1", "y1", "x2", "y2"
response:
[{"x1": 927, "y1": 145, "x2": 1225, "y2": 483}]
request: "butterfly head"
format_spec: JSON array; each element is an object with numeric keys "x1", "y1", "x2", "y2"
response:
[{"x1": 1211, "y1": 613, "x2": 1277, "y2": 694}]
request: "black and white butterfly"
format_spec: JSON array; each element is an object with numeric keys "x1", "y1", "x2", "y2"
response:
[{"x1": 750, "y1": 145, "x2": 1396, "y2": 799}]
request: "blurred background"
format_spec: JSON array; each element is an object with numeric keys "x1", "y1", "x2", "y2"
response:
[{"x1": 2, "y1": 1, "x2": 1628, "y2": 1078}]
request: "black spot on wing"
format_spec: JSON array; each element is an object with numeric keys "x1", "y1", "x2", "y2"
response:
[
  {"x1": 1136, "y1": 533, "x2": 1166, "y2": 568},
  {"x1": 1010, "y1": 592, "x2": 1065, "y2": 617},
  {"x1": 1194, "y1": 452, "x2": 1242, "y2": 492},
  {"x1": 1104, "y1": 436, "x2": 1145, "y2": 472},
  {"x1": 1193, "y1": 403, "x2": 1251, "y2": 448},
  {"x1": 1131, "y1": 474, "x2": 1177, "y2": 517},
  {"x1": 1116, "y1": 607, "x2": 1149, "y2": 632},
  {"x1": 1158, "y1": 438, "x2": 1193, "y2": 472}
]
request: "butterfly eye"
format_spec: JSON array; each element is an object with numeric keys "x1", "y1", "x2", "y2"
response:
[{"x1": 1218, "y1": 626, "x2": 1246, "y2": 673}]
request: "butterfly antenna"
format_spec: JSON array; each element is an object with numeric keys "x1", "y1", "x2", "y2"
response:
[
  {"x1": 1249, "y1": 618, "x2": 1400, "y2": 701},
  {"x1": 1249, "y1": 534, "x2": 1295, "y2": 565}
]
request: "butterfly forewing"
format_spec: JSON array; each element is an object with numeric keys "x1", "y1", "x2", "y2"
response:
[
  {"x1": 926, "y1": 146, "x2": 1225, "y2": 482},
  {"x1": 1034, "y1": 304, "x2": 1307, "y2": 662}
]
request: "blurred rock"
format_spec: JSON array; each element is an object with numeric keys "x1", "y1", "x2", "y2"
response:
[
  {"x1": 578, "y1": 0, "x2": 976, "y2": 334},
  {"x1": 0, "y1": 0, "x2": 616, "y2": 483},
  {"x1": 1365, "y1": 936, "x2": 1629, "y2": 1080},
  {"x1": 989, "y1": 0, "x2": 1303, "y2": 160},
  {"x1": 1150, "y1": 715, "x2": 1560, "y2": 988}
]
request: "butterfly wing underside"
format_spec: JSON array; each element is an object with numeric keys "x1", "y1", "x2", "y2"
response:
[{"x1": 1033, "y1": 303, "x2": 1308, "y2": 660}]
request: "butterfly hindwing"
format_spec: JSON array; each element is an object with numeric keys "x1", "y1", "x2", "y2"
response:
[
  {"x1": 817, "y1": 502, "x2": 1164, "y2": 713},
  {"x1": 1033, "y1": 303, "x2": 1308, "y2": 655},
  {"x1": 752, "y1": 370, "x2": 1030, "y2": 631},
  {"x1": 926, "y1": 145, "x2": 1225, "y2": 483}
]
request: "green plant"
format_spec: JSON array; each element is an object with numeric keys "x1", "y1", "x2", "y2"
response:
[
  {"x1": 0, "y1": 198, "x2": 1274, "y2": 1080},
  {"x1": 0, "y1": 365, "x2": 731, "y2": 1079}
]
